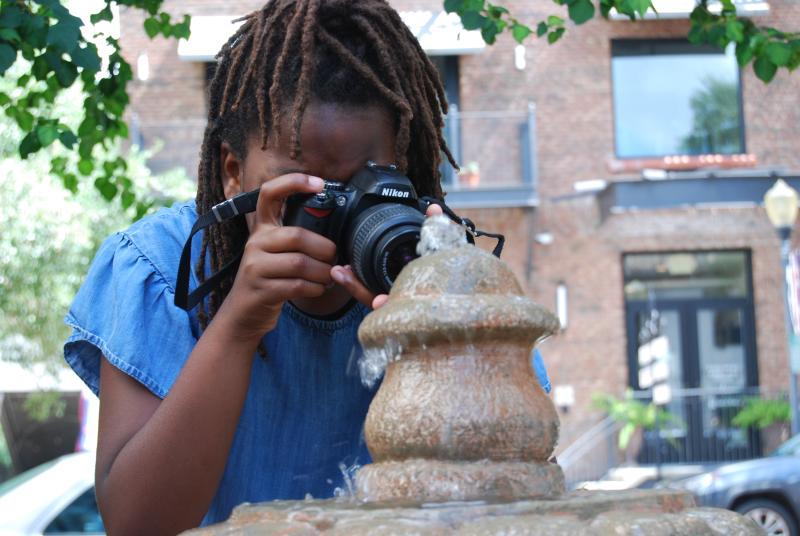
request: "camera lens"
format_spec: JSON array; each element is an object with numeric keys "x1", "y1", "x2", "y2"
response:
[{"x1": 347, "y1": 203, "x2": 425, "y2": 294}]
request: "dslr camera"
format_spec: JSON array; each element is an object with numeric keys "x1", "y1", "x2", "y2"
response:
[{"x1": 283, "y1": 161, "x2": 426, "y2": 295}]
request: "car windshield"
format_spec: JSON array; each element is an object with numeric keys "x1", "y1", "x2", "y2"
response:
[
  {"x1": 771, "y1": 434, "x2": 800, "y2": 457},
  {"x1": 0, "y1": 457, "x2": 60, "y2": 498}
]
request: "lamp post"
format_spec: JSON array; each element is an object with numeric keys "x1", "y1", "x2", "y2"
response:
[{"x1": 764, "y1": 179, "x2": 800, "y2": 436}]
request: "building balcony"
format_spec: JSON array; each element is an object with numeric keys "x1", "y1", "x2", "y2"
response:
[{"x1": 440, "y1": 103, "x2": 539, "y2": 209}]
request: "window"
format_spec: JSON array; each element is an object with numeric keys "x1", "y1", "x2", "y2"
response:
[
  {"x1": 611, "y1": 40, "x2": 744, "y2": 159},
  {"x1": 623, "y1": 251, "x2": 750, "y2": 300}
]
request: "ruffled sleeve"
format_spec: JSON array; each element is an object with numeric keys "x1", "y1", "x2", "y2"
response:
[{"x1": 64, "y1": 231, "x2": 198, "y2": 399}]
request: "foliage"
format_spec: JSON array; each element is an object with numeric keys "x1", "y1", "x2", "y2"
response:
[
  {"x1": 680, "y1": 77, "x2": 741, "y2": 154},
  {"x1": 0, "y1": 0, "x2": 188, "y2": 215},
  {"x1": 0, "y1": 65, "x2": 193, "y2": 376},
  {"x1": 0, "y1": 0, "x2": 798, "y2": 208},
  {"x1": 732, "y1": 397, "x2": 791, "y2": 430},
  {"x1": 445, "y1": 0, "x2": 800, "y2": 82},
  {"x1": 593, "y1": 390, "x2": 681, "y2": 450}
]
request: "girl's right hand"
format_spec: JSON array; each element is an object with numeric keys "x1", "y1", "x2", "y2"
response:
[{"x1": 216, "y1": 174, "x2": 335, "y2": 341}]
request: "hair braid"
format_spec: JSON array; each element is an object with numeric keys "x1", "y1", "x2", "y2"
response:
[{"x1": 194, "y1": 0, "x2": 455, "y2": 339}]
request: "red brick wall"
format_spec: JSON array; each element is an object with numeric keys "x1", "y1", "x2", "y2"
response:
[{"x1": 120, "y1": 0, "x2": 800, "y2": 452}]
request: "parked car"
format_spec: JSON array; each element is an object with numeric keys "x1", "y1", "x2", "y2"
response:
[
  {"x1": 0, "y1": 451, "x2": 102, "y2": 535},
  {"x1": 673, "y1": 434, "x2": 800, "y2": 536}
]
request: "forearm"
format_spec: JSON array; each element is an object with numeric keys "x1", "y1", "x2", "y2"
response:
[{"x1": 96, "y1": 317, "x2": 261, "y2": 536}]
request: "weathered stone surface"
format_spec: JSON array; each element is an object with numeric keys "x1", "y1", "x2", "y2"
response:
[
  {"x1": 356, "y1": 459, "x2": 565, "y2": 503},
  {"x1": 183, "y1": 490, "x2": 762, "y2": 535},
  {"x1": 356, "y1": 240, "x2": 563, "y2": 503}
]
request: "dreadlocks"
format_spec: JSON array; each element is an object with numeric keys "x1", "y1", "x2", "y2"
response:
[{"x1": 195, "y1": 0, "x2": 457, "y2": 332}]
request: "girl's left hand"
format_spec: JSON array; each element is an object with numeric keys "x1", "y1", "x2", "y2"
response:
[{"x1": 331, "y1": 203, "x2": 444, "y2": 309}]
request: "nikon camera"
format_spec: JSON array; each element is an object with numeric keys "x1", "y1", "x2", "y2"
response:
[{"x1": 283, "y1": 162, "x2": 427, "y2": 295}]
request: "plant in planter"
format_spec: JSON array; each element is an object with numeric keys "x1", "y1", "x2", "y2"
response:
[
  {"x1": 457, "y1": 161, "x2": 480, "y2": 189},
  {"x1": 732, "y1": 397, "x2": 791, "y2": 453},
  {"x1": 593, "y1": 390, "x2": 681, "y2": 464}
]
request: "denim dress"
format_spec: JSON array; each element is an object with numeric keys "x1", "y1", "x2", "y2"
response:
[{"x1": 63, "y1": 201, "x2": 550, "y2": 525}]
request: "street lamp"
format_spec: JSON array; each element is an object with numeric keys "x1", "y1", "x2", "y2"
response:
[{"x1": 764, "y1": 179, "x2": 800, "y2": 435}]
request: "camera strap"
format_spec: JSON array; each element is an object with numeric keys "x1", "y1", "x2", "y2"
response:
[
  {"x1": 420, "y1": 196, "x2": 506, "y2": 258},
  {"x1": 175, "y1": 190, "x2": 259, "y2": 311},
  {"x1": 174, "y1": 191, "x2": 505, "y2": 311}
]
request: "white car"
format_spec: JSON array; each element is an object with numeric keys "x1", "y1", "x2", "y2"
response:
[{"x1": 0, "y1": 452, "x2": 102, "y2": 535}]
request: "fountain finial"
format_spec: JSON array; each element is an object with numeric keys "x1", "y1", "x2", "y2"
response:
[{"x1": 356, "y1": 216, "x2": 564, "y2": 503}]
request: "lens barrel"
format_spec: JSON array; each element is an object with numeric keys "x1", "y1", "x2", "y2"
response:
[{"x1": 348, "y1": 204, "x2": 425, "y2": 294}]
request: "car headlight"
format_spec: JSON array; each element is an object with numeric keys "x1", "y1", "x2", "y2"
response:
[{"x1": 681, "y1": 471, "x2": 718, "y2": 495}]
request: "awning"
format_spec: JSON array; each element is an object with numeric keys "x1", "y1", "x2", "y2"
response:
[
  {"x1": 610, "y1": 0, "x2": 769, "y2": 20},
  {"x1": 177, "y1": 11, "x2": 484, "y2": 62}
]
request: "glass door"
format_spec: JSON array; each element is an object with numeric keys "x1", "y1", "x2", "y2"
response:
[{"x1": 624, "y1": 251, "x2": 760, "y2": 463}]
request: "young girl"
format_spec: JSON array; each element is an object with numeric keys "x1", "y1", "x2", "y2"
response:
[{"x1": 64, "y1": 1, "x2": 548, "y2": 533}]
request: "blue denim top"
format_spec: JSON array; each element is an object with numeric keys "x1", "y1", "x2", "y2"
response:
[{"x1": 63, "y1": 201, "x2": 550, "y2": 525}]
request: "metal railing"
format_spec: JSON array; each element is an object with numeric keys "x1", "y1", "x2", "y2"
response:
[
  {"x1": 558, "y1": 387, "x2": 778, "y2": 489},
  {"x1": 441, "y1": 102, "x2": 538, "y2": 192}
]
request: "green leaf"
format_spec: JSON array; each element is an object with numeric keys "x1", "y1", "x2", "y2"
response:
[
  {"x1": 537, "y1": 21, "x2": 548, "y2": 37},
  {"x1": 78, "y1": 159, "x2": 94, "y2": 175},
  {"x1": 765, "y1": 42, "x2": 792, "y2": 67},
  {"x1": 61, "y1": 172, "x2": 78, "y2": 193},
  {"x1": 618, "y1": 423, "x2": 635, "y2": 451},
  {"x1": 15, "y1": 109, "x2": 34, "y2": 132},
  {"x1": 44, "y1": 50, "x2": 78, "y2": 87},
  {"x1": 58, "y1": 129, "x2": 77, "y2": 148},
  {"x1": 32, "y1": 56, "x2": 48, "y2": 80},
  {"x1": 46, "y1": 20, "x2": 81, "y2": 54},
  {"x1": 512, "y1": 23, "x2": 532, "y2": 43},
  {"x1": 143, "y1": 17, "x2": 160, "y2": 38},
  {"x1": 568, "y1": 0, "x2": 595, "y2": 25},
  {"x1": 444, "y1": 0, "x2": 463, "y2": 13},
  {"x1": 19, "y1": 131, "x2": 41, "y2": 159},
  {"x1": 0, "y1": 43, "x2": 16, "y2": 75},
  {"x1": 736, "y1": 41, "x2": 754, "y2": 66},
  {"x1": 121, "y1": 189, "x2": 135, "y2": 209},
  {"x1": 95, "y1": 177, "x2": 118, "y2": 201},
  {"x1": 172, "y1": 14, "x2": 191, "y2": 39},
  {"x1": 548, "y1": 27, "x2": 565, "y2": 44},
  {"x1": 480, "y1": 22, "x2": 500, "y2": 44},
  {"x1": 753, "y1": 55, "x2": 778, "y2": 82},
  {"x1": 0, "y1": 28, "x2": 20, "y2": 43},
  {"x1": 0, "y1": 92, "x2": 9, "y2": 106},
  {"x1": 90, "y1": 5, "x2": 114, "y2": 24},
  {"x1": 487, "y1": 4, "x2": 509, "y2": 18},
  {"x1": 0, "y1": 6, "x2": 23, "y2": 29},
  {"x1": 726, "y1": 20, "x2": 744, "y2": 43},
  {"x1": 630, "y1": 0, "x2": 653, "y2": 18},
  {"x1": 71, "y1": 44, "x2": 101, "y2": 71},
  {"x1": 460, "y1": 11, "x2": 485, "y2": 31},
  {"x1": 36, "y1": 123, "x2": 59, "y2": 147},
  {"x1": 547, "y1": 15, "x2": 564, "y2": 27}
]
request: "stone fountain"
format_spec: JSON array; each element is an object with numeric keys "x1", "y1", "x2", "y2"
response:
[{"x1": 187, "y1": 217, "x2": 759, "y2": 535}]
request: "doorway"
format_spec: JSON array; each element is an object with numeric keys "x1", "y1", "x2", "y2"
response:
[{"x1": 624, "y1": 251, "x2": 760, "y2": 462}]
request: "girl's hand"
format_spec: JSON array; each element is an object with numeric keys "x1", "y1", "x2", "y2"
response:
[
  {"x1": 332, "y1": 203, "x2": 444, "y2": 310},
  {"x1": 217, "y1": 174, "x2": 335, "y2": 340}
]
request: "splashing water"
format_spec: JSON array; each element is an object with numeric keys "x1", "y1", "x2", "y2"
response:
[
  {"x1": 333, "y1": 460, "x2": 362, "y2": 501},
  {"x1": 357, "y1": 216, "x2": 468, "y2": 387},
  {"x1": 416, "y1": 214, "x2": 467, "y2": 256},
  {"x1": 358, "y1": 339, "x2": 403, "y2": 388}
]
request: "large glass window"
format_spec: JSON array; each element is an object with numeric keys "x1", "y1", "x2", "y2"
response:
[
  {"x1": 623, "y1": 251, "x2": 750, "y2": 301},
  {"x1": 611, "y1": 40, "x2": 744, "y2": 158}
]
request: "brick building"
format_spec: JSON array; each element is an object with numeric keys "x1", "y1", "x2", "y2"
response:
[{"x1": 120, "y1": 1, "x2": 800, "y2": 463}]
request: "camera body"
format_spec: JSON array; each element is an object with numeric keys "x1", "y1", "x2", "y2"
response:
[{"x1": 283, "y1": 162, "x2": 426, "y2": 295}]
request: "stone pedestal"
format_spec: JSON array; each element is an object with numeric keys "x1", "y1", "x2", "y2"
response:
[
  {"x1": 355, "y1": 238, "x2": 563, "y2": 503},
  {"x1": 186, "y1": 489, "x2": 761, "y2": 535}
]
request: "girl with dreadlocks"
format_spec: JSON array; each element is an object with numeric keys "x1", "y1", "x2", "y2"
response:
[{"x1": 64, "y1": 0, "x2": 548, "y2": 533}]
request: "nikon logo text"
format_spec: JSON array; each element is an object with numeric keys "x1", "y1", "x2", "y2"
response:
[{"x1": 382, "y1": 187, "x2": 410, "y2": 198}]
